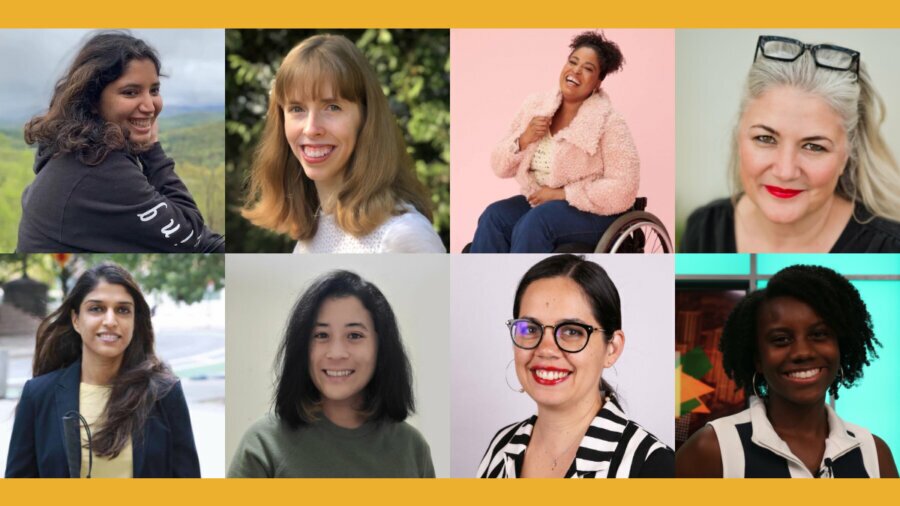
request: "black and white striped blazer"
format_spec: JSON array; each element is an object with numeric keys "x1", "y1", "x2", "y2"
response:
[{"x1": 477, "y1": 401, "x2": 674, "y2": 478}]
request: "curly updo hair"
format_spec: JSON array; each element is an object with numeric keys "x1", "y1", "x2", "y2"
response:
[
  {"x1": 720, "y1": 264, "x2": 880, "y2": 400},
  {"x1": 570, "y1": 31, "x2": 625, "y2": 81}
]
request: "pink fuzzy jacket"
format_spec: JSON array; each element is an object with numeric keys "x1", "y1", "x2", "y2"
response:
[{"x1": 491, "y1": 90, "x2": 640, "y2": 215}]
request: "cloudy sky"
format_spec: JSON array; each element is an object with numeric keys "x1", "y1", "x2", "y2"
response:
[{"x1": 0, "y1": 29, "x2": 224, "y2": 124}]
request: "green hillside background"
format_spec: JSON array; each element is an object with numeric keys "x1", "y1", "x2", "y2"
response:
[{"x1": 0, "y1": 112, "x2": 224, "y2": 253}]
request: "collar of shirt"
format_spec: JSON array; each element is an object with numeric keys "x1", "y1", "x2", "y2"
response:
[
  {"x1": 748, "y1": 395, "x2": 861, "y2": 477},
  {"x1": 499, "y1": 401, "x2": 631, "y2": 478}
]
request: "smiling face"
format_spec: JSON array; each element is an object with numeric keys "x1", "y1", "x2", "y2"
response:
[
  {"x1": 309, "y1": 296, "x2": 378, "y2": 411},
  {"x1": 283, "y1": 81, "x2": 363, "y2": 193},
  {"x1": 98, "y1": 58, "x2": 162, "y2": 146},
  {"x1": 755, "y1": 296, "x2": 840, "y2": 406},
  {"x1": 71, "y1": 280, "x2": 135, "y2": 370},
  {"x1": 559, "y1": 46, "x2": 602, "y2": 103},
  {"x1": 738, "y1": 85, "x2": 849, "y2": 225},
  {"x1": 514, "y1": 276, "x2": 620, "y2": 412}
]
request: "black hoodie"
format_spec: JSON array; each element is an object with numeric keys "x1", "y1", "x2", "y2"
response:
[{"x1": 17, "y1": 142, "x2": 224, "y2": 253}]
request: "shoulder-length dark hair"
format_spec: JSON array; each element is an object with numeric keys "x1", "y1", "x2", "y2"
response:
[
  {"x1": 513, "y1": 254, "x2": 622, "y2": 401},
  {"x1": 274, "y1": 270, "x2": 414, "y2": 428},
  {"x1": 241, "y1": 33, "x2": 433, "y2": 240},
  {"x1": 32, "y1": 262, "x2": 176, "y2": 458},
  {"x1": 23, "y1": 30, "x2": 162, "y2": 166},
  {"x1": 721, "y1": 264, "x2": 880, "y2": 400}
]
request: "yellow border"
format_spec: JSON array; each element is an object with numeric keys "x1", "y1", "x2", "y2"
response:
[
  {"x1": 1, "y1": 0, "x2": 899, "y2": 27},
  {"x1": 1, "y1": 478, "x2": 899, "y2": 504}
]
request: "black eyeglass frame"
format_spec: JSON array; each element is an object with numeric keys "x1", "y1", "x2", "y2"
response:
[
  {"x1": 753, "y1": 35, "x2": 860, "y2": 79},
  {"x1": 506, "y1": 318, "x2": 605, "y2": 354}
]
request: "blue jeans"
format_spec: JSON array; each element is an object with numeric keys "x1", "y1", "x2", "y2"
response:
[{"x1": 470, "y1": 195, "x2": 621, "y2": 253}]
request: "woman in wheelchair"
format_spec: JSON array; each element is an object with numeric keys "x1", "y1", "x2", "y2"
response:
[{"x1": 469, "y1": 31, "x2": 640, "y2": 253}]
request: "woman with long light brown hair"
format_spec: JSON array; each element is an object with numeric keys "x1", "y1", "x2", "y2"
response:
[
  {"x1": 241, "y1": 34, "x2": 444, "y2": 253},
  {"x1": 5, "y1": 263, "x2": 200, "y2": 478}
]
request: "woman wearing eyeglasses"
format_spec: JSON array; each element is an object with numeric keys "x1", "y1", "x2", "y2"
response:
[
  {"x1": 676, "y1": 265, "x2": 898, "y2": 478},
  {"x1": 682, "y1": 35, "x2": 900, "y2": 253},
  {"x1": 477, "y1": 255, "x2": 673, "y2": 478}
]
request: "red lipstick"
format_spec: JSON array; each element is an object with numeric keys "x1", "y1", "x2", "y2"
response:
[
  {"x1": 530, "y1": 366, "x2": 572, "y2": 386},
  {"x1": 764, "y1": 185, "x2": 803, "y2": 199}
]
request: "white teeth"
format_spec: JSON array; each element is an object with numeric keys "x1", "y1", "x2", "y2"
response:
[
  {"x1": 566, "y1": 76, "x2": 580, "y2": 86},
  {"x1": 787, "y1": 368, "x2": 822, "y2": 379},
  {"x1": 97, "y1": 333, "x2": 119, "y2": 343},
  {"x1": 303, "y1": 145, "x2": 334, "y2": 158},
  {"x1": 534, "y1": 369, "x2": 570, "y2": 381},
  {"x1": 324, "y1": 369, "x2": 353, "y2": 377},
  {"x1": 129, "y1": 119, "x2": 152, "y2": 128}
]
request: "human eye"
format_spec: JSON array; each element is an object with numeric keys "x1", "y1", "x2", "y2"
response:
[
  {"x1": 286, "y1": 104, "x2": 305, "y2": 114},
  {"x1": 802, "y1": 142, "x2": 827, "y2": 153},
  {"x1": 326, "y1": 103, "x2": 342, "y2": 112},
  {"x1": 753, "y1": 135, "x2": 776, "y2": 145},
  {"x1": 116, "y1": 306, "x2": 132, "y2": 315},
  {"x1": 312, "y1": 331, "x2": 329, "y2": 340},
  {"x1": 557, "y1": 324, "x2": 588, "y2": 340},
  {"x1": 769, "y1": 333, "x2": 791, "y2": 346},
  {"x1": 810, "y1": 327, "x2": 832, "y2": 341},
  {"x1": 150, "y1": 86, "x2": 161, "y2": 96},
  {"x1": 87, "y1": 305, "x2": 103, "y2": 313},
  {"x1": 347, "y1": 332, "x2": 366, "y2": 341}
]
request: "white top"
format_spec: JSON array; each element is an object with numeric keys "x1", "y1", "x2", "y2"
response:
[
  {"x1": 529, "y1": 134, "x2": 554, "y2": 186},
  {"x1": 708, "y1": 396, "x2": 879, "y2": 478},
  {"x1": 293, "y1": 206, "x2": 445, "y2": 254}
]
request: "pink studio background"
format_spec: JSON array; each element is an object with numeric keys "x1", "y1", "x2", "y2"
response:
[{"x1": 449, "y1": 29, "x2": 675, "y2": 252}]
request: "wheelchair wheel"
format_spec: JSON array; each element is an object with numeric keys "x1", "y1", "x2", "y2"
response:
[{"x1": 594, "y1": 211, "x2": 673, "y2": 254}]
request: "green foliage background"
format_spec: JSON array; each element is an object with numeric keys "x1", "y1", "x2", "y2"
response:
[
  {"x1": 0, "y1": 115, "x2": 225, "y2": 253},
  {"x1": 0, "y1": 253, "x2": 224, "y2": 306},
  {"x1": 225, "y1": 29, "x2": 450, "y2": 253}
]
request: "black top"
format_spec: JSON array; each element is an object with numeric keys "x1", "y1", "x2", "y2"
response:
[
  {"x1": 681, "y1": 197, "x2": 900, "y2": 253},
  {"x1": 17, "y1": 143, "x2": 224, "y2": 253}
]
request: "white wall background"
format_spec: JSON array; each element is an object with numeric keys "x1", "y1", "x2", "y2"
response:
[
  {"x1": 676, "y1": 29, "x2": 900, "y2": 240},
  {"x1": 225, "y1": 254, "x2": 450, "y2": 477},
  {"x1": 450, "y1": 254, "x2": 674, "y2": 477}
]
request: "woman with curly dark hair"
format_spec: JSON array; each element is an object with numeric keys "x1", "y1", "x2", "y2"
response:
[
  {"x1": 17, "y1": 31, "x2": 224, "y2": 253},
  {"x1": 5, "y1": 263, "x2": 200, "y2": 477},
  {"x1": 676, "y1": 264, "x2": 897, "y2": 478},
  {"x1": 469, "y1": 31, "x2": 640, "y2": 253}
]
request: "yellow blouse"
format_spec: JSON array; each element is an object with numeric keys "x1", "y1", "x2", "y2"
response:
[{"x1": 79, "y1": 382, "x2": 133, "y2": 478}]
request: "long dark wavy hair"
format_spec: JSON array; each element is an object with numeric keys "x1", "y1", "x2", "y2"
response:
[
  {"x1": 274, "y1": 270, "x2": 415, "y2": 429},
  {"x1": 32, "y1": 262, "x2": 176, "y2": 458},
  {"x1": 23, "y1": 31, "x2": 162, "y2": 166}
]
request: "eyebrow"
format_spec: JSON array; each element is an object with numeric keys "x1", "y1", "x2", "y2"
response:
[
  {"x1": 314, "y1": 322, "x2": 369, "y2": 330},
  {"x1": 84, "y1": 299, "x2": 134, "y2": 306},
  {"x1": 518, "y1": 316, "x2": 590, "y2": 325},
  {"x1": 750, "y1": 124, "x2": 834, "y2": 144}
]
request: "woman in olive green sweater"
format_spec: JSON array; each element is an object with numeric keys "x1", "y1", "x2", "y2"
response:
[{"x1": 228, "y1": 270, "x2": 434, "y2": 478}]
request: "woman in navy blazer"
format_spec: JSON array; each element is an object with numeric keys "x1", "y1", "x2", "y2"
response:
[{"x1": 4, "y1": 263, "x2": 200, "y2": 478}]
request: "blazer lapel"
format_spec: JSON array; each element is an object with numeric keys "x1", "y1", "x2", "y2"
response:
[{"x1": 54, "y1": 360, "x2": 82, "y2": 478}]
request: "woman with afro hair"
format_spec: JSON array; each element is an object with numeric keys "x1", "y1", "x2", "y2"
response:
[
  {"x1": 469, "y1": 31, "x2": 640, "y2": 253},
  {"x1": 676, "y1": 264, "x2": 897, "y2": 478}
]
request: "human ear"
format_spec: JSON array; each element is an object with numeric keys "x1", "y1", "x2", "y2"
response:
[
  {"x1": 71, "y1": 310, "x2": 81, "y2": 335},
  {"x1": 603, "y1": 330, "x2": 625, "y2": 368}
]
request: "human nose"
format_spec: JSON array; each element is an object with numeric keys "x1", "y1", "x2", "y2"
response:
[
  {"x1": 324, "y1": 338, "x2": 349, "y2": 360},
  {"x1": 535, "y1": 326, "x2": 560, "y2": 357},
  {"x1": 789, "y1": 336, "x2": 815, "y2": 362},
  {"x1": 138, "y1": 93, "x2": 156, "y2": 114},
  {"x1": 303, "y1": 110, "x2": 324, "y2": 137},
  {"x1": 770, "y1": 146, "x2": 801, "y2": 181},
  {"x1": 102, "y1": 309, "x2": 118, "y2": 328}
]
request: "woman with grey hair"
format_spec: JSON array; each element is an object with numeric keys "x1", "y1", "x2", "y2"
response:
[{"x1": 682, "y1": 35, "x2": 900, "y2": 253}]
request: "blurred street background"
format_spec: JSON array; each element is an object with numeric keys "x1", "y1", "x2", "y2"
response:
[{"x1": 0, "y1": 254, "x2": 225, "y2": 477}]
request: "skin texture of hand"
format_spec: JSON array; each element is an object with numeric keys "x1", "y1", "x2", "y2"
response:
[
  {"x1": 518, "y1": 116, "x2": 551, "y2": 150},
  {"x1": 527, "y1": 186, "x2": 566, "y2": 207},
  {"x1": 150, "y1": 118, "x2": 160, "y2": 145}
]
